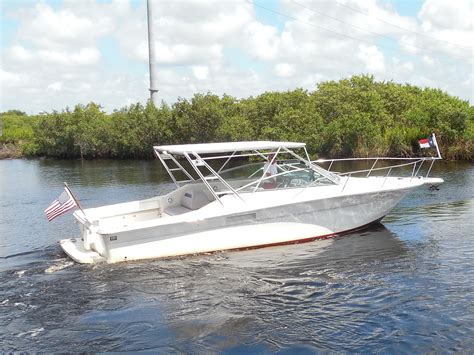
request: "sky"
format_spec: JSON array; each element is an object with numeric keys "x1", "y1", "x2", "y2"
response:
[{"x1": 0, "y1": 0, "x2": 473, "y2": 114}]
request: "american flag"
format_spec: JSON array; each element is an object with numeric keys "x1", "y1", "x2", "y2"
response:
[{"x1": 44, "y1": 187, "x2": 77, "y2": 221}]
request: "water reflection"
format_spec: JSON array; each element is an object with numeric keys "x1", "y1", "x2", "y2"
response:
[
  {"x1": 37, "y1": 159, "x2": 169, "y2": 187},
  {"x1": 384, "y1": 199, "x2": 473, "y2": 225}
]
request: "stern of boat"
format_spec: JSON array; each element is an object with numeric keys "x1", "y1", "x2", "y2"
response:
[
  {"x1": 59, "y1": 210, "x2": 108, "y2": 264},
  {"x1": 60, "y1": 237, "x2": 106, "y2": 264}
]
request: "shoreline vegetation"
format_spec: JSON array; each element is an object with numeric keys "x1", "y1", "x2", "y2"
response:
[{"x1": 1, "y1": 76, "x2": 473, "y2": 161}]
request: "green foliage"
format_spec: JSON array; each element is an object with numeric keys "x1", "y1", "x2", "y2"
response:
[
  {"x1": 0, "y1": 112, "x2": 37, "y2": 144},
  {"x1": 172, "y1": 93, "x2": 227, "y2": 143},
  {"x1": 2, "y1": 75, "x2": 473, "y2": 160},
  {"x1": 109, "y1": 101, "x2": 173, "y2": 158},
  {"x1": 2, "y1": 110, "x2": 27, "y2": 116}
]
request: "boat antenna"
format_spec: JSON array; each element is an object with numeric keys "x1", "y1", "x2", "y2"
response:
[{"x1": 147, "y1": 0, "x2": 159, "y2": 106}]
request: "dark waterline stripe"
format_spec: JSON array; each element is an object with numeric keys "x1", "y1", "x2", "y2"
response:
[{"x1": 222, "y1": 217, "x2": 386, "y2": 253}]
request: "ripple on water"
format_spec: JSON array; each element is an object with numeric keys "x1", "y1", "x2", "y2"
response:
[
  {"x1": 0, "y1": 160, "x2": 473, "y2": 352},
  {"x1": 1, "y1": 222, "x2": 473, "y2": 352}
]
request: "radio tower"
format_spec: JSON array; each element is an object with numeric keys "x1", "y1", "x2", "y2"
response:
[{"x1": 147, "y1": 0, "x2": 158, "y2": 105}]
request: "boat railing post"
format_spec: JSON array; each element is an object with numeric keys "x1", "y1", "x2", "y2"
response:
[
  {"x1": 304, "y1": 147, "x2": 312, "y2": 165},
  {"x1": 198, "y1": 154, "x2": 245, "y2": 203},
  {"x1": 382, "y1": 167, "x2": 392, "y2": 187},
  {"x1": 433, "y1": 133, "x2": 442, "y2": 159},
  {"x1": 282, "y1": 147, "x2": 340, "y2": 184},
  {"x1": 426, "y1": 159, "x2": 435, "y2": 178},
  {"x1": 217, "y1": 151, "x2": 236, "y2": 173},
  {"x1": 366, "y1": 158, "x2": 379, "y2": 177},
  {"x1": 169, "y1": 154, "x2": 195, "y2": 181},
  {"x1": 414, "y1": 159, "x2": 424, "y2": 178},
  {"x1": 341, "y1": 173, "x2": 351, "y2": 192},
  {"x1": 155, "y1": 151, "x2": 179, "y2": 188},
  {"x1": 253, "y1": 147, "x2": 281, "y2": 192},
  {"x1": 328, "y1": 160, "x2": 334, "y2": 171},
  {"x1": 410, "y1": 161, "x2": 417, "y2": 178},
  {"x1": 183, "y1": 152, "x2": 224, "y2": 206}
]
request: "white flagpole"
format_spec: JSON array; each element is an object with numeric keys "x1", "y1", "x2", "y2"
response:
[
  {"x1": 63, "y1": 182, "x2": 90, "y2": 224},
  {"x1": 432, "y1": 133, "x2": 442, "y2": 159}
]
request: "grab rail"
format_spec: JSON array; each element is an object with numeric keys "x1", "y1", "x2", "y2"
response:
[
  {"x1": 314, "y1": 157, "x2": 438, "y2": 177},
  {"x1": 314, "y1": 157, "x2": 439, "y2": 192},
  {"x1": 336, "y1": 159, "x2": 423, "y2": 177}
]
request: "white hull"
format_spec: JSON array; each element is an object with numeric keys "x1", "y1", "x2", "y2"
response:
[{"x1": 60, "y1": 177, "x2": 423, "y2": 264}]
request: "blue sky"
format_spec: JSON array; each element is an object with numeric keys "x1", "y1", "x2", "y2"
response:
[{"x1": 1, "y1": 0, "x2": 472, "y2": 113}]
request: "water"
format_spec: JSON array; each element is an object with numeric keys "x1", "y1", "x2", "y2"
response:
[{"x1": 1, "y1": 159, "x2": 473, "y2": 352}]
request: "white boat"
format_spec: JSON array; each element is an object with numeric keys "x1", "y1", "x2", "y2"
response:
[{"x1": 60, "y1": 141, "x2": 443, "y2": 264}]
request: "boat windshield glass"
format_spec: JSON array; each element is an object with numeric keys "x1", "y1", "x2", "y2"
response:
[
  {"x1": 217, "y1": 160, "x2": 336, "y2": 190},
  {"x1": 156, "y1": 144, "x2": 339, "y2": 196}
]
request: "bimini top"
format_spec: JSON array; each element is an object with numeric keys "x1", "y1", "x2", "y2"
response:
[{"x1": 154, "y1": 141, "x2": 306, "y2": 155}]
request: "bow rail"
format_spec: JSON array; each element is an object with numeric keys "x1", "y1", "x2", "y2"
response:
[{"x1": 312, "y1": 156, "x2": 441, "y2": 192}]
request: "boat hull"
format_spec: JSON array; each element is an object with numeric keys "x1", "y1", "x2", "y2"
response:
[{"x1": 60, "y1": 186, "x2": 410, "y2": 263}]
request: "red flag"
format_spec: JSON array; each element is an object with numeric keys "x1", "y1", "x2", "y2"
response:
[{"x1": 418, "y1": 135, "x2": 436, "y2": 149}]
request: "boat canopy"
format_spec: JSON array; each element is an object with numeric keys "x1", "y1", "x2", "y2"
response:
[
  {"x1": 154, "y1": 141, "x2": 306, "y2": 155},
  {"x1": 153, "y1": 140, "x2": 342, "y2": 204}
]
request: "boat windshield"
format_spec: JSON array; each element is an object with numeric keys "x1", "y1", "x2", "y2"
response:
[
  {"x1": 218, "y1": 160, "x2": 336, "y2": 190},
  {"x1": 154, "y1": 142, "x2": 341, "y2": 202}
]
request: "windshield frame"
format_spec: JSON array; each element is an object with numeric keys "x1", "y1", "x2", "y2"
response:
[{"x1": 155, "y1": 144, "x2": 341, "y2": 205}]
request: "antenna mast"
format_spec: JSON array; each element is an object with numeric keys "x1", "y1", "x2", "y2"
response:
[{"x1": 147, "y1": 0, "x2": 158, "y2": 105}]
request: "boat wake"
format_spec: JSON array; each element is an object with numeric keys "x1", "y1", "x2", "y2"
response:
[{"x1": 44, "y1": 259, "x2": 75, "y2": 274}]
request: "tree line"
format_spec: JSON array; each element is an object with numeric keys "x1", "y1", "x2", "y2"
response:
[{"x1": 1, "y1": 75, "x2": 473, "y2": 160}]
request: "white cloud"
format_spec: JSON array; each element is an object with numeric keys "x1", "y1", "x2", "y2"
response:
[
  {"x1": 358, "y1": 44, "x2": 385, "y2": 73},
  {"x1": 422, "y1": 55, "x2": 436, "y2": 66},
  {"x1": 0, "y1": 69, "x2": 28, "y2": 87},
  {"x1": 9, "y1": 45, "x2": 33, "y2": 61},
  {"x1": 392, "y1": 58, "x2": 414, "y2": 73},
  {"x1": 192, "y1": 66, "x2": 209, "y2": 80},
  {"x1": 77, "y1": 82, "x2": 92, "y2": 92},
  {"x1": 115, "y1": 0, "x2": 253, "y2": 65},
  {"x1": 274, "y1": 63, "x2": 295, "y2": 78},
  {"x1": 17, "y1": 2, "x2": 113, "y2": 49},
  {"x1": 47, "y1": 81, "x2": 63, "y2": 92},
  {"x1": 244, "y1": 22, "x2": 280, "y2": 60},
  {"x1": 0, "y1": 0, "x2": 472, "y2": 114},
  {"x1": 415, "y1": 0, "x2": 473, "y2": 59},
  {"x1": 37, "y1": 47, "x2": 100, "y2": 66},
  {"x1": 399, "y1": 34, "x2": 420, "y2": 55},
  {"x1": 150, "y1": 43, "x2": 222, "y2": 66},
  {"x1": 419, "y1": 0, "x2": 472, "y2": 30}
]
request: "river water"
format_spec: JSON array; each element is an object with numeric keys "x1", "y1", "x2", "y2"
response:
[{"x1": 0, "y1": 159, "x2": 473, "y2": 352}]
